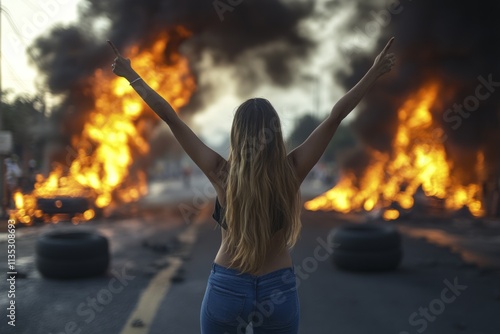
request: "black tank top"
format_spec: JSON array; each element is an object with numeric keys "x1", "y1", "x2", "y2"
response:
[{"x1": 212, "y1": 197, "x2": 228, "y2": 230}]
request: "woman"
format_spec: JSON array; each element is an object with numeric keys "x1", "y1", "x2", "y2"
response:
[{"x1": 109, "y1": 37, "x2": 396, "y2": 333}]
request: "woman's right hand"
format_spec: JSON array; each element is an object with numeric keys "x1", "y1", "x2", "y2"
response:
[
  {"x1": 108, "y1": 40, "x2": 139, "y2": 82},
  {"x1": 371, "y1": 37, "x2": 396, "y2": 78}
]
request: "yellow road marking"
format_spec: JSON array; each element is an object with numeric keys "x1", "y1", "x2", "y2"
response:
[
  {"x1": 120, "y1": 202, "x2": 211, "y2": 333},
  {"x1": 120, "y1": 257, "x2": 183, "y2": 334}
]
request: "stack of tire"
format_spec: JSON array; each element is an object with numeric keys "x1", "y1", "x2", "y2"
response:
[
  {"x1": 36, "y1": 229, "x2": 109, "y2": 279},
  {"x1": 329, "y1": 223, "x2": 402, "y2": 272}
]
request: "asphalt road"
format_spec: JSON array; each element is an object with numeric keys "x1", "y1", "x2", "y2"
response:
[{"x1": 0, "y1": 176, "x2": 499, "y2": 334}]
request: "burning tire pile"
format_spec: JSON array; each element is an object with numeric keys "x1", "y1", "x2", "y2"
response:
[
  {"x1": 35, "y1": 229, "x2": 109, "y2": 279},
  {"x1": 329, "y1": 224, "x2": 402, "y2": 272}
]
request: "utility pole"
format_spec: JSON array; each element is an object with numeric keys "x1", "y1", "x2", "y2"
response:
[
  {"x1": 0, "y1": 0, "x2": 3, "y2": 129},
  {"x1": 0, "y1": 1, "x2": 11, "y2": 218},
  {"x1": 0, "y1": 0, "x2": 5, "y2": 217},
  {"x1": 315, "y1": 75, "x2": 320, "y2": 118}
]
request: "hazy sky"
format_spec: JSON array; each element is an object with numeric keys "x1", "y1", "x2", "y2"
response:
[
  {"x1": 2, "y1": 0, "x2": 79, "y2": 94},
  {"x1": 2, "y1": 1, "x2": 365, "y2": 147}
]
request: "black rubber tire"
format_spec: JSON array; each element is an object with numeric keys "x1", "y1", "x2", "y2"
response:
[
  {"x1": 36, "y1": 230, "x2": 109, "y2": 260},
  {"x1": 328, "y1": 224, "x2": 401, "y2": 252},
  {"x1": 332, "y1": 249, "x2": 403, "y2": 271},
  {"x1": 35, "y1": 229, "x2": 109, "y2": 279},
  {"x1": 37, "y1": 197, "x2": 90, "y2": 214},
  {"x1": 332, "y1": 248, "x2": 402, "y2": 272},
  {"x1": 36, "y1": 256, "x2": 109, "y2": 279},
  {"x1": 328, "y1": 223, "x2": 403, "y2": 272}
]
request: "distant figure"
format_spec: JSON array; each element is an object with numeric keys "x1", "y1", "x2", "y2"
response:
[
  {"x1": 4, "y1": 155, "x2": 22, "y2": 209},
  {"x1": 28, "y1": 159, "x2": 36, "y2": 174},
  {"x1": 109, "y1": 37, "x2": 396, "y2": 333}
]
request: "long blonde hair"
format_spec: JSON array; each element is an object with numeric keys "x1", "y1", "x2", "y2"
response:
[{"x1": 221, "y1": 98, "x2": 302, "y2": 275}]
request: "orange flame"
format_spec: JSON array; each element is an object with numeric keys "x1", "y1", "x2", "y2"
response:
[
  {"x1": 12, "y1": 28, "x2": 196, "y2": 224},
  {"x1": 305, "y1": 82, "x2": 484, "y2": 219}
]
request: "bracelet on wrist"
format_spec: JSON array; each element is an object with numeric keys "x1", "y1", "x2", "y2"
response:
[{"x1": 129, "y1": 77, "x2": 142, "y2": 85}]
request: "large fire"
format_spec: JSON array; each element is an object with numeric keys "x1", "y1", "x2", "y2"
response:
[
  {"x1": 305, "y1": 82, "x2": 485, "y2": 219},
  {"x1": 12, "y1": 28, "x2": 196, "y2": 225}
]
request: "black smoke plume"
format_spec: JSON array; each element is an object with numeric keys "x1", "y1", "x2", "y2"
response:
[
  {"x1": 332, "y1": 0, "x2": 500, "y2": 184},
  {"x1": 29, "y1": 0, "x2": 315, "y2": 168}
]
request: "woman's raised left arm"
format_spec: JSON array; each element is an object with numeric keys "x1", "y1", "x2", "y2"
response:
[{"x1": 288, "y1": 37, "x2": 396, "y2": 184}]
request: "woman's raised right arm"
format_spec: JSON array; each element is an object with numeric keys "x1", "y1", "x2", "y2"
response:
[{"x1": 108, "y1": 41, "x2": 226, "y2": 180}]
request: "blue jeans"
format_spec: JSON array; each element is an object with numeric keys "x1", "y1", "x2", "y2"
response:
[{"x1": 200, "y1": 262, "x2": 300, "y2": 334}]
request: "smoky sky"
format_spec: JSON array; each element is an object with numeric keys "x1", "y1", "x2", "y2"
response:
[
  {"x1": 30, "y1": 0, "x2": 315, "y2": 106},
  {"x1": 330, "y1": 0, "x2": 500, "y2": 180},
  {"x1": 28, "y1": 0, "x2": 316, "y2": 166},
  {"x1": 29, "y1": 0, "x2": 500, "y2": 183}
]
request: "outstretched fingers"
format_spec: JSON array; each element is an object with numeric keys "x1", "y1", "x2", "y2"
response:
[
  {"x1": 381, "y1": 37, "x2": 395, "y2": 55},
  {"x1": 107, "y1": 40, "x2": 122, "y2": 58}
]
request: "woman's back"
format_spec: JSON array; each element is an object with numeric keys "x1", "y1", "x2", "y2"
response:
[
  {"x1": 213, "y1": 194, "x2": 294, "y2": 276},
  {"x1": 212, "y1": 159, "x2": 292, "y2": 276},
  {"x1": 210, "y1": 102, "x2": 302, "y2": 276}
]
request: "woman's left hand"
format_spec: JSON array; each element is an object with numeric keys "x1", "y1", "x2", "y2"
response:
[{"x1": 108, "y1": 40, "x2": 138, "y2": 81}]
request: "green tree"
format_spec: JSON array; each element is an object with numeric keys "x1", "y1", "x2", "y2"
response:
[
  {"x1": 286, "y1": 113, "x2": 321, "y2": 151},
  {"x1": 323, "y1": 123, "x2": 358, "y2": 162},
  {"x1": 286, "y1": 113, "x2": 358, "y2": 162},
  {"x1": 1, "y1": 92, "x2": 48, "y2": 171}
]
